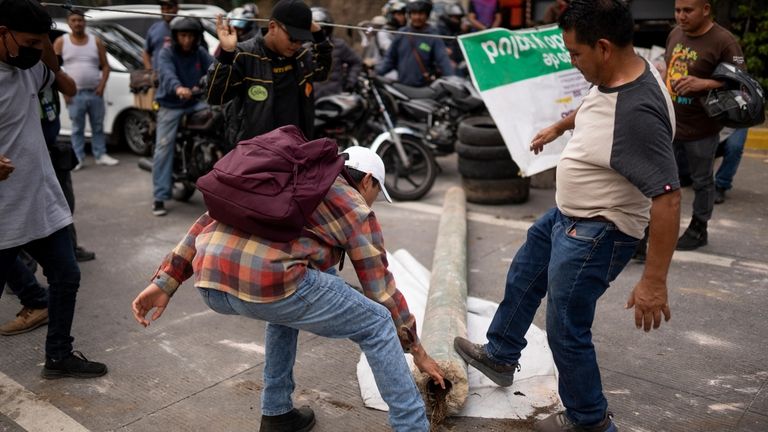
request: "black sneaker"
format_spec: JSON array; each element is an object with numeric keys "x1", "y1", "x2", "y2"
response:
[
  {"x1": 259, "y1": 406, "x2": 315, "y2": 432},
  {"x1": 714, "y1": 187, "x2": 726, "y2": 204},
  {"x1": 42, "y1": 350, "x2": 108, "y2": 379},
  {"x1": 453, "y1": 337, "x2": 519, "y2": 387},
  {"x1": 152, "y1": 201, "x2": 167, "y2": 217},
  {"x1": 676, "y1": 217, "x2": 708, "y2": 251},
  {"x1": 74, "y1": 246, "x2": 96, "y2": 262},
  {"x1": 535, "y1": 411, "x2": 617, "y2": 432}
]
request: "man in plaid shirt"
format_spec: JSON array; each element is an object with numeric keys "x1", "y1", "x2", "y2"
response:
[{"x1": 132, "y1": 147, "x2": 444, "y2": 432}]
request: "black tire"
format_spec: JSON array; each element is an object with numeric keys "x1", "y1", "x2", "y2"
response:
[
  {"x1": 457, "y1": 116, "x2": 504, "y2": 147},
  {"x1": 462, "y1": 177, "x2": 530, "y2": 205},
  {"x1": 377, "y1": 136, "x2": 437, "y2": 201},
  {"x1": 173, "y1": 181, "x2": 196, "y2": 202},
  {"x1": 455, "y1": 140, "x2": 510, "y2": 160},
  {"x1": 458, "y1": 156, "x2": 521, "y2": 179},
  {"x1": 123, "y1": 109, "x2": 154, "y2": 156}
]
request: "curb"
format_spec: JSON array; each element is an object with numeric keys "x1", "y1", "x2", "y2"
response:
[{"x1": 746, "y1": 128, "x2": 768, "y2": 151}]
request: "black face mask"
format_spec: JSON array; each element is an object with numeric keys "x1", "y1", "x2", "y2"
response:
[{"x1": 2, "y1": 31, "x2": 42, "y2": 70}]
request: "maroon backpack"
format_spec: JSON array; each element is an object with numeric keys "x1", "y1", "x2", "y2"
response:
[{"x1": 196, "y1": 125, "x2": 346, "y2": 242}]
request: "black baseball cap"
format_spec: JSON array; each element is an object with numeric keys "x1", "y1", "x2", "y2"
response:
[
  {"x1": 270, "y1": 0, "x2": 313, "y2": 42},
  {"x1": 158, "y1": 0, "x2": 179, "y2": 7},
  {"x1": 0, "y1": 0, "x2": 52, "y2": 33}
]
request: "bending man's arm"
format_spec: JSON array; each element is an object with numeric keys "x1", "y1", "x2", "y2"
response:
[
  {"x1": 530, "y1": 107, "x2": 578, "y2": 154},
  {"x1": 626, "y1": 189, "x2": 680, "y2": 331}
]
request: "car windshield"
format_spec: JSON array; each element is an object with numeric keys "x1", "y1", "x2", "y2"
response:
[{"x1": 89, "y1": 23, "x2": 145, "y2": 71}]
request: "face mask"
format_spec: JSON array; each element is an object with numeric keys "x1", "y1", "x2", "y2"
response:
[{"x1": 2, "y1": 31, "x2": 42, "y2": 70}]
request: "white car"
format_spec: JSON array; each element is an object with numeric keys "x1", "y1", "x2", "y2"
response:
[{"x1": 53, "y1": 19, "x2": 156, "y2": 156}]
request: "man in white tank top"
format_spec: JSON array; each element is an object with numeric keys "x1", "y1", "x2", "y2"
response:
[{"x1": 54, "y1": 10, "x2": 118, "y2": 168}]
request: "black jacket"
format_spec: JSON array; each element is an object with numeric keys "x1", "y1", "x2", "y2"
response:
[{"x1": 206, "y1": 30, "x2": 333, "y2": 146}]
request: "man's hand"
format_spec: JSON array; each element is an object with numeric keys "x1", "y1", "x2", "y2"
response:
[
  {"x1": 0, "y1": 156, "x2": 14, "y2": 181},
  {"x1": 530, "y1": 124, "x2": 564, "y2": 155},
  {"x1": 216, "y1": 14, "x2": 238, "y2": 52},
  {"x1": 411, "y1": 344, "x2": 446, "y2": 389},
  {"x1": 176, "y1": 86, "x2": 193, "y2": 100},
  {"x1": 626, "y1": 278, "x2": 671, "y2": 332},
  {"x1": 671, "y1": 76, "x2": 719, "y2": 95},
  {"x1": 311, "y1": 21, "x2": 322, "y2": 33},
  {"x1": 41, "y1": 37, "x2": 59, "y2": 71},
  {"x1": 95, "y1": 84, "x2": 106, "y2": 97},
  {"x1": 131, "y1": 283, "x2": 171, "y2": 327}
]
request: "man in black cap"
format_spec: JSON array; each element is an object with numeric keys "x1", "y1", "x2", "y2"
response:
[
  {"x1": 0, "y1": 0, "x2": 108, "y2": 378},
  {"x1": 143, "y1": 0, "x2": 179, "y2": 69},
  {"x1": 207, "y1": 0, "x2": 333, "y2": 147}
]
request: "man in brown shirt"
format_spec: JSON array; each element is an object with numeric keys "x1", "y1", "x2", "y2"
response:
[{"x1": 665, "y1": 0, "x2": 744, "y2": 250}]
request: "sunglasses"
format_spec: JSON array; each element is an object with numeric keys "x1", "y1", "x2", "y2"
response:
[{"x1": 275, "y1": 21, "x2": 300, "y2": 44}]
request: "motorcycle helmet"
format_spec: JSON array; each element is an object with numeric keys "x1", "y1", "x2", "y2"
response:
[
  {"x1": 227, "y1": 7, "x2": 256, "y2": 33},
  {"x1": 170, "y1": 16, "x2": 204, "y2": 45},
  {"x1": 439, "y1": 2, "x2": 465, "y2": 32},
  {"x1": 311, "y1": 6, "x2": 334, "y2": 38},
  {"x1": 406, "y1": 0, "x2": 433, "y2": 16},
  {"x1": 242, "y1": 3, "x2": 259, "y2": 18},
  {"x1": 383, "y1": 0, "x2": 407, "y2": 28},
  {"x1": 701, "y1": 62, "x2": 766, "y2": 128}
]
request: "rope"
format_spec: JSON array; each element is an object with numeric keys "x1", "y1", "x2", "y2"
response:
[{"x1": 41, "y1": 2, "x2": 459, "y2": 41}]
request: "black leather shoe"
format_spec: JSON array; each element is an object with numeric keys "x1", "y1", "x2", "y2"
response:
[
  {"x1": 454, "y1": 337, "x2": 519, "y2": 387},
  {"x1": 259, "y1": 406, "x2": 315, "y2": 432},
  {"x1": 75, "y1": 246, "x2": 96, "y2": 262},
  {"x1": 714, "y1": 187, "x2": 726, "y2": 204},
  {"x1": 535, "y1": 411, "x2": 618, "y2": 432},
  {"x1": 676, "y1": 217, "x2": 708, "y2": 251}
]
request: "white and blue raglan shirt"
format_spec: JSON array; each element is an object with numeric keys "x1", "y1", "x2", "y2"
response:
[{"x1": 556, "y1": 60, "x2": 679, "y2": 240}]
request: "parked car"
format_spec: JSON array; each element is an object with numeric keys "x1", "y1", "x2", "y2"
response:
[
  {"x1": 52, "y1": 19, "x2": 154, "y2": 155},
  {"x1": 80, "y1": 4, "x2": 225, "y2": 56}
]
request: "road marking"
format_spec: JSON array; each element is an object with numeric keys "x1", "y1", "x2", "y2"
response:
[
  {"x1": 391, "y1": 201, "x2": 768, "y2": 274},
  {"x1": 0, "y1": 371, "x2": 89, "y2": 432},
  {"x1": 218, "y1": 340, "x2": 266, "y2": 355}
]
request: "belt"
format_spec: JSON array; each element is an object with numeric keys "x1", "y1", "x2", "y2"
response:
[{"x1": 571, "y1": 215, "x2": 612, "y2": 224}]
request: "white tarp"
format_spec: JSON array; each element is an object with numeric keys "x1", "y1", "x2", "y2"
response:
[{"x1": 357, "y1": 250, "x2": 562, "y2": 419}]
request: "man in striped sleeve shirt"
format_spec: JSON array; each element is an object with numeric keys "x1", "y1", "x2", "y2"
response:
[{"x1": 132, "y1": 147, "x2": 444, "y2": 432}]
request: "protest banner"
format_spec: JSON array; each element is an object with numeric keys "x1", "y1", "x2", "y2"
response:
[{"x1": 458, "y1": 26, "x2": 590, "y2": 176}]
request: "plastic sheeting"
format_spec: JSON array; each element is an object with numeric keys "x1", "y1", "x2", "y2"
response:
[{"x1": 357, "y1": 249, "x2": 562, "y2": 419}]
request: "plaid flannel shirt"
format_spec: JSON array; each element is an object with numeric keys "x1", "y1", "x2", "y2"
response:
[{"x1": 152, "y1": 177, "x2": 419, "y2": 351}]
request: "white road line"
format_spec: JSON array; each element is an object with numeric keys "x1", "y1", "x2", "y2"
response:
[
  {"x1": 391, "y1": 201, "x2": 768, "y2": 273},
  {"x1": 0, "y1": 371, "x2": 89, "y2": 432}
]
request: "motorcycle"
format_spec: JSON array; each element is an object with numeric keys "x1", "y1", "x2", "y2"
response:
[
  {"x1": 314, "y1": 66, "x2": 438, "y2": 201},
  {"x1": 138, "y1": 91, "x2": 227, "y2": 201},
  {"x1": 377, "y1": 75, "x2": 487, "y2": 156}
]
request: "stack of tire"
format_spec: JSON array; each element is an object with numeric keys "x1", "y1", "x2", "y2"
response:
[{"x1": 456, "y1": 116, "x2": 530, "y2": 204}]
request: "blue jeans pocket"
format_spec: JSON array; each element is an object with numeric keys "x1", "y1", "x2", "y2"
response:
[
  {"x1": 606, "y1": 240, "x2": 640, "y2": 282},
  {"x1": 564, "y1": 220, "x2": 609, "y2": 243},
  {"x1": 198, "y1": 288, "x2": 237, "y2": 315}
]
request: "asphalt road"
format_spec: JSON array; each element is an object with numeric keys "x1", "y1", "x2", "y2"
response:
[{"x1": 1, "y1": 150, "x2": 767, "y2": 431}]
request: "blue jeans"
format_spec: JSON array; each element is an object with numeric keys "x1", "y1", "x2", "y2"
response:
[
  {"x1": 6, "y1": 255, "x2": 49, "y2": 309},
  {"x1": 68, "y1": 90, "x2": 106, "y2": 161},
  {"x1": 485, "y1": 208, "x2": 639, "y2": 426},
  {"x1": 0, "y1": 228, "x2": 80, "y2": 360},
  {"x1": 152, "y1": 102, "x2": 207, "y2": 201},
  {"x1": 715, "y1": 128, "x2": 748, "y2": 191},
  {"x1": 198, "y1": 269, "x2": 429, "y2": 431}
]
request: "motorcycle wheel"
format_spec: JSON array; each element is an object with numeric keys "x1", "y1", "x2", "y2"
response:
[
  {"x1": 377, "y1": 136, "x2": 437, "y2": 201},
  {"x1": 122, "y1": 109, "x2": 154, "y2": 156},
  {"x1": 173, "y1": 180, "x2": 196, "y2": 202}
]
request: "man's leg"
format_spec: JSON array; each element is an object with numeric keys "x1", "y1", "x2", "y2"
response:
[
  {"x1": 484, "y1": 208, "x2": 557, "y2": 364},
  {"x1": 198, "y1": 269, "x2": 429, "y2": 431},
  {"x1": 715, "y1": 128, "x2": 748, "y2": 203},
  {"x1": 67, "y1": 94, "x2": 87, "y2": 163},
  {"x1": 152, "y1": 107, "x2": 184, "y2": 204},
  {"x1": 262, "y1": 323, "x2": 299, "y2": 415},
  {"x1": 545, "y1": 215, "x2": 638, "y2": 427},
  {"x1": 677, "y1": 136, "x2": 719, "y2": 250},
  {"x1": 88, "y1": 93, "x2": 108, "y2": 160},
  {"x1": 0, "y1": 257, "x2": 49, "y2": 336}
]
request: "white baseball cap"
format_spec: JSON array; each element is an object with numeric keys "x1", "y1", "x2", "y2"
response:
[{"x1": 342, "y1": 146, "x2": 392, "y2": 203}]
